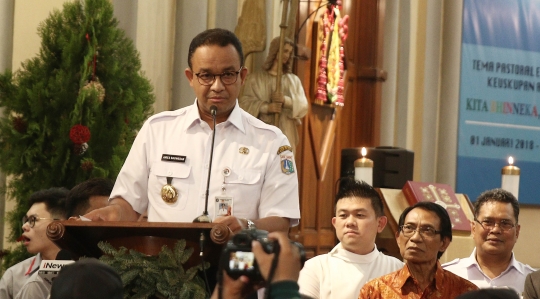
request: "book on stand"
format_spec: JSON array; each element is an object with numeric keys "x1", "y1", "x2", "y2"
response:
[{"x1": 402, "y1": 181, "x2": 471, "y2": 232}]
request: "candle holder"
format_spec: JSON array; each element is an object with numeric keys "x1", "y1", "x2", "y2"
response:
[
  {"x1": 354, "y1": 147, "x2": 373, "y2": 186},
  {"x1": 501, "y1": 156, "x2": 520, "y2": 199}
]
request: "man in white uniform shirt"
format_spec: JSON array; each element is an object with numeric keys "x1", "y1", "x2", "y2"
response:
[
  {"x1": 298, "y1": 178, "x2": 403, "y2": 299},
  {"x1": 84, "y1": 28, "x2": 300, "y2": 234},
  {"x1": 443, "y1": 188, "x2": 534, "y2": 294}
]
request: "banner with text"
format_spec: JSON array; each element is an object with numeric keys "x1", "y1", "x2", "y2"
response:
[{"x1": 457, "y1": 0, "x2": 540, "y2": 204}]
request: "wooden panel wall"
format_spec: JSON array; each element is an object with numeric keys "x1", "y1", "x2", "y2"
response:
[{"x1": 290, "y1": 0, "x2": 386, "y2": 258}]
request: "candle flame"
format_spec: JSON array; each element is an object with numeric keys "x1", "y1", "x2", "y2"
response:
[
  {"x1": 361, "y1": 147, "x2": 367, "y2": 157},
  {"x1": 508, "y1": 156, "x2": 514, "y2": 165}
]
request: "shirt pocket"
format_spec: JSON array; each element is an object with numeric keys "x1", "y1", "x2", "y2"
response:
[
  {"x1": 227, "y1": 169, "x2": 261, "y2": 185},
  {"x1": 226, "y1": 168, "x2": 262, "y2": 215},
  {"x1": 150, "y1": 161, "x2": 191, "y2": 210}
]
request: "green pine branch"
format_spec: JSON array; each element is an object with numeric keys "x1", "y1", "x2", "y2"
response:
[{"x1": 98, "y1": 241, "x2": 210, "y2": 299}]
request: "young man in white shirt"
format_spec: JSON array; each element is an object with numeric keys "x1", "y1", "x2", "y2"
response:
[
  {"x1": 298, "y1": 178, "x2": 403, "y2": 299},
  {"x1": 0, "y1": 188, "x2": 68, "y2": 299}
]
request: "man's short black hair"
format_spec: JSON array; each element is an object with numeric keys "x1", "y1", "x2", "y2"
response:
[
  {"x1": 50, "y1": 258, "x2": 123, "y2": 299},
  {"x1": 65, "y1": 178, "x2": 114, "y2": 218},
  {"x1": 335, "y1": 177, "x2": 385, "y2": 217},
  {"x1": 187, "y1": 28, "x2": 244, "y2": 69},
  {"x1": 474, "y1": 188, "x2": 519, "y2": 223},
  {"x1": 398, "y1": 201, "x2": 452, "y2": 259},
  {"x1": 28, "y1": 187, "x2": 69, "y2": 219}
]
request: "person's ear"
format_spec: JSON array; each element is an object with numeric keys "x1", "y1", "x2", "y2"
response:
[
  {"x1": 439, "y1": 236, "x2": 451, "y2": 253},
  {"x1": 377, "y1": 216, "x2": 388, "y2": 233},
  {"x1": 239, "y1": 67, "x2": 249, "y2": 84},
  {"x1": 185, "y1": 68, "x2": 194, "y2": 87}
]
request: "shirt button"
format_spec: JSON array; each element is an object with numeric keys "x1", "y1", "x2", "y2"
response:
[
  {"x1": 238, "y1": 175, "x2": 243, "y2": 180},
  {"x1": 167, "y1": 171, "x2": 172, "y2": 175}
]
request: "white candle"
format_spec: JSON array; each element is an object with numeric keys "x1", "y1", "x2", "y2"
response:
[
  {"x1": 501, "y1": 156, "x2": 520, "y2": 200},
  {"x1": 354, "y1": 147, "x2": 373, "y2": 186}
]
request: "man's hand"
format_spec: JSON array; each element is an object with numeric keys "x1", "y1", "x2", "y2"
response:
[
  {"x1": 252, "y1": 231, "x2": 302, "y2": 283},
  {"x1": 213, "y1": 216, "x2": 244, "y2": 234},
  {"x1": 267, "y1": 91, "x2": 285, "y2": 114},
  {"x1": 266, "y1": 102, "x2": 282, "y2": 114},
  {"x1": 210, "y1": 271, "x2": 251, "y2": 299},
  {"x1": 213, "y1": 216, "x2": 290, "y2": 235},
  {"x1": 271, "y1": 91, "x2": 285, "y2": 104},
  {"x1": 82, "y1": 197, "x2": 139, "y2": 221}
]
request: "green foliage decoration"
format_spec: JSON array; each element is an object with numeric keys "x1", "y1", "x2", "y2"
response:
[
  {"x1": 0, "y1": 0, "x2": 154, "y2": 273},
  {"x1": 98, "y1": 240, "x2": 210, "y2": 299}
]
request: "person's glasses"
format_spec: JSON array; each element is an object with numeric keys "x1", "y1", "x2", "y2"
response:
[
  {"x1": 399, "y1": 224, "x2": 441, "y2": 238},
  {"x1": 194, "y1": 67, "x2": 243, "y2": 86},
  {"x1": 22, "y1": 215, "x2": 56, "y2": 228},
  {"x1": 474, "y1": 218, "x2": 516, "y2": 231}
]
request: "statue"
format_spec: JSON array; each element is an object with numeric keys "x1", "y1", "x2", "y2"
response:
[{"x1": 239, "y1": 37, "x2": 309, "y2": 154}]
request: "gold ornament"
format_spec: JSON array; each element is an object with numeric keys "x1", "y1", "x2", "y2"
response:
[
  {"x1": 161, "y1": 184, "x2": 178, "y2": 203},
  {"x1": 81, "y1": 80, "x2": 106, "y2": 103}
]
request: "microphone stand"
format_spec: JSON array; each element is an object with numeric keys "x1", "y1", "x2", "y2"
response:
[
  {"x1": 193, "y1": 105, "x2": 217, "y2": 223},
  {"x1": 193, "y1": 106, "x2": 217, "y2": 294}
]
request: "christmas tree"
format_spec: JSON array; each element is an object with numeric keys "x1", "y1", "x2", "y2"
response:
[{"x1": 0, "y1": 0, "x2": 154, "y2": 271}]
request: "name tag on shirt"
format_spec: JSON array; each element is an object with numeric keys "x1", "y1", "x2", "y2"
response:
[{"x1": 161, "y1": 154, "x2": 186, "y2": 163}]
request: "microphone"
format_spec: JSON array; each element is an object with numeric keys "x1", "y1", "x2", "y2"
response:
[
  {"x1": 38, "y1": 250, "x2": 75, "y2": 285},
  {"x1": 194, "y1": 105, "x2": 218, "y2": 223}
]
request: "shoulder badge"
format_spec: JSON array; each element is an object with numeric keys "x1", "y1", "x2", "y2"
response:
[
  {"x1": 280, "y1": 153, "x2": 295, "y2": 175},
  {"x1": 277, "y1": 145, "x2": 293, "y2": 155}
]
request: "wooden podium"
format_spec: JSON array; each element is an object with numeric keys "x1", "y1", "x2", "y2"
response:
[{"x1": 46, "y1": 221, "x2": 232, "y2": 269}]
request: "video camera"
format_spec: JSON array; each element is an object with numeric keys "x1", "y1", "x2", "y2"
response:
[{"x1": 220, "y1": 228, "x2": 305, "y2": 283}]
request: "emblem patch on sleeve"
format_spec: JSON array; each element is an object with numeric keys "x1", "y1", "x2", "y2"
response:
[
  {"x1": 277, "y1": 145, "x2": 293, "y2": 155},
  {"x1": 280, "y1": 154, "x2": 295, "y2": 174}
]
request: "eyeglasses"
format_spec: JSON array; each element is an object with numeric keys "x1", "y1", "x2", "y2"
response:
[
  {"x1": 474, "y1": 218, "x2": 516, "y2": 231},
  {"x1": 399, "y1": 224, "x2": 441, "y2": 238},
  {"x1": 22, "y1": 215, "x2": 56, "y2": 228},
  {"x1": 194, "y1": 67, "x2": 243, "y2": 86}
]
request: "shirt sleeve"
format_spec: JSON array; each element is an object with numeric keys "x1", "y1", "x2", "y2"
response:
[
  {"x1": 0, "y1": 271, "x2": 14, "y2": 299},
  {"x1": 284, "y1": 74, "x2": 309, "y2": 119},
  {"x1": 239, "y1": 73, "x2": 268, "y2": 118},
  {"x1": 524, "y1": 272, "x2": 540, "y2": 299},
  {"x1": 258, "y1": 133, "x2": 301, "y2": 226},
  {"x1": 269, "y1": 281, "x2": 302, "y2": 299},
  {"x1": 14, "y1": 280, "x2": 49, "y2": 299},
  {"x1": 109, "y1": 119, "x2": 151, "y2": 214},
  {"x1": 298, "y1": 258, "x2": 321, "y2": 299}
]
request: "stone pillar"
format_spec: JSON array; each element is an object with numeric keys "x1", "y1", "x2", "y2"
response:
[{"x1": 0, "y1": 0, "x2": 14, "y2": 251}]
